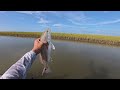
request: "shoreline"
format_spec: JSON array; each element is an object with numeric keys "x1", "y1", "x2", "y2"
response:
[{"x1": 0, "y1": 32, "x2": 120, "y2": 47}]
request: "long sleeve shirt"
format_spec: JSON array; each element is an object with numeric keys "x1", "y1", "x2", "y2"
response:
[{"x1": 0, "y1": 50, "x2": 37, "y2": 79}]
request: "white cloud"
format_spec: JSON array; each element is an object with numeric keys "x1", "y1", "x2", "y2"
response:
[
  {"x1": 62, "y1": 11, "x2": 88, "y2": 22},
  {"x1": 68, "y1": 18, "x2": 120, "y2": 26},
  {"x1": 85, "y1": 19, "x2": 120, "y2": 25},
  {"x1": 67, "y1": 19, "x2": 83, "y2": 25},
  {"x1": 53, "y1": 23, "x2": 74, "y2": 28},
  {"x1": 16, "y1": 11, "x2": 89, "y2": 26},
  {"x1": 16, "y1": 11, "x2": 120, "y2": 26},
  {"x1": 16, "y1": 11, "x2": 55, "y2": 15},
  {"x1": 49, "y1": 11, "x2": 88, "y2": 22},
  {"x1": 38, "y1": 18, "x2": 50, "y2": 24},
  {"x1": 16, "y1": 11, "x2": 35, "y2": 14},
  {"x1": 53, "y1": 24, "x2": 62, "y2": 27},
  {"x1": 65, "y1": 11, "x2": 92, "y2": 26},
  {"x1": 103, "y1": 11, "x2": 110, "y2": 13},
  {"x1": 63, "y1": 12, "x2": 120, "y2": 26},
  {"x1": 71, "y1": 12, "x2": 88, "y2": 22},
  {"x1": 0, "y1": 11, "x2": 6, "y2": 13},
  {"x1": 16, "y1": 11, "x2": 55, "y2": 25},
  {"x1": 98, "y1": 19, "x2": 120, "y2": 25},
  {"x1": 52, "y1": 23, "x2": 87, "y2": 29}
]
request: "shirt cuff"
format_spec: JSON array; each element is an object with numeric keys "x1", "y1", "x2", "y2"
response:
[{"x1": 30, "y1": 50, "x2": 37, "y2": 56}]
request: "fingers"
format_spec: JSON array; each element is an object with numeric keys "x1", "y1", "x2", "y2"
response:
[
  {"x1": 35, "y1": 38, "x2": 47, "y2": 46},
  {"x1": 38, "y1": 38, "x2": 41, "y2": 41},
  {"x1": 36, "y1": 38, "x2": 44, "y2": 46},
  {"x1": 35, "y1": 38, "x2": 41, "y2": 43},
  {"x1": 37, "y1": 38, "x2": 47, "y2": 44},
  {"x1": 35, "y1": 38, "x2": 41, "y2": 42}
]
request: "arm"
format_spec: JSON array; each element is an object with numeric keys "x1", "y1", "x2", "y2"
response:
[
  {"x1": 0, "y1": 38, "x2": 43, "y2": 79},
  {"x1": 0, "y1": 50, "x2": 36, "y2": 79}
]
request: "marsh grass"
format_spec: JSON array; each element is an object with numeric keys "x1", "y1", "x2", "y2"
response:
[{"x1": 0, "y1": 32, "x2": 120, "y2": 46}]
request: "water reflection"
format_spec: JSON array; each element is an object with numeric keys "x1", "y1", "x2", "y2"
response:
[
  {"x1": 1, "y1": 36, "x2": 120, "y2": 79},
  {"x1": 85, "y1": 61, "x2": 109, "y2": 79}
]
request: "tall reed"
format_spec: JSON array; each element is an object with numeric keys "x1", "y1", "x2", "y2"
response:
[{"x1": 0, "y1": 32, "x2": 120, "y2": 46}]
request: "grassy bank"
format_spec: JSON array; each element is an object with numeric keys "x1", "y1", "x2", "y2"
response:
[{"x1": 0, "y1": 31, "x2": 120, "y2": 46}]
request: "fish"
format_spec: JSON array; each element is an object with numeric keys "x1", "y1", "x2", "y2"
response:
[{"x1": 39, "y1": 29, "x2": 55, "y2": 76}]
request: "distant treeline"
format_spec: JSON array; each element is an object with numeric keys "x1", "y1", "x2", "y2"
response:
[{"x1": 0, "y1": 32, "x2": 120, "y2": 46}]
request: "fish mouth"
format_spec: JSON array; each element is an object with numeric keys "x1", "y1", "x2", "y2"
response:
[{"x1": 46, "y1": 28, "x2": 51, "y2": 32}]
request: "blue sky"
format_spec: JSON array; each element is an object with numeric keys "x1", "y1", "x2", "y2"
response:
[{"x1": 0, "y1": 11, "x2": 120, "y2": 36}]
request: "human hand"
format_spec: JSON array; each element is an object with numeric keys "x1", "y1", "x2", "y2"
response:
[{"x1": 32, "y1": 38, "x2": 43, "y2": 55}]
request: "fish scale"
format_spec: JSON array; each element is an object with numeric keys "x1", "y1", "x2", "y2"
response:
[{"x1": 39, "y1": 29, "x2": 55, "y2": 76}]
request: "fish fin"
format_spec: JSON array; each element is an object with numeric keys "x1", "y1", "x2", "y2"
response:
[
  {"x1": 51, "y1": 43, "x2": 55, "y2": 50},
  {"x1": 42, "y1": 67, "x2": 51, "y2": 76}
]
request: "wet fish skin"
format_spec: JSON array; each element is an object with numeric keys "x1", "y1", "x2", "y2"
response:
[{"x1": 39, "y1": 29, "x2": 55, "y2": 76}]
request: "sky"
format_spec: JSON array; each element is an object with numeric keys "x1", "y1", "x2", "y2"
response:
[{"x1": 0, "y1": 11, "x2": 120, "y2": 36}]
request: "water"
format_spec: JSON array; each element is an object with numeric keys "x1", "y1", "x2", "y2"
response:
[{"x1": 1, "y1": 36, "x2": 120, "y2": 79}]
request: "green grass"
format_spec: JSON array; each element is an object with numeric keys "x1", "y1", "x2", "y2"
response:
[
  {"x1": 52, "y1": 32, "x2": 120, "y2": 41},
  {"x1": 0, "y1": 31, "x2": 120, "y2": 46}
]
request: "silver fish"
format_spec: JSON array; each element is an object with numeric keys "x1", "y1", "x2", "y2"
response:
[{"x1": 39, "y1": 29, "x2": 55, "y2": 76}]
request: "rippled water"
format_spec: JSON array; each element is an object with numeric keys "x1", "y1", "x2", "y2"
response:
[{"x1": 1, "y1": 36, "x2": 120, "y2": 79}]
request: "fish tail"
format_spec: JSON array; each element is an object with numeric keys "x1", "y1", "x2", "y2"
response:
[{"x1": 42, "y1": 66, "x2": 51, "y2": 76}]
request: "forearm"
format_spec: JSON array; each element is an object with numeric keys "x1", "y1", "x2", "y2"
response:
[{"x1": 0, "y1": 50, "x2": 37, "y2": 79}]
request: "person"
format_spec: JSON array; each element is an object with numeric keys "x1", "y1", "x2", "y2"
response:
[{"x1": 0, "y1": 38, "x2": 44, "y2": 79}]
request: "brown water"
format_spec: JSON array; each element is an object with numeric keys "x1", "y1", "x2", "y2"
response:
[{"x1": 0, "y1": 36, "x2": 120, "y2": 79}]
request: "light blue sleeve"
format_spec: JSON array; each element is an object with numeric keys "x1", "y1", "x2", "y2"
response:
[{"x1": 0, "y1": 50, "x2": 37, "y2": 79}]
